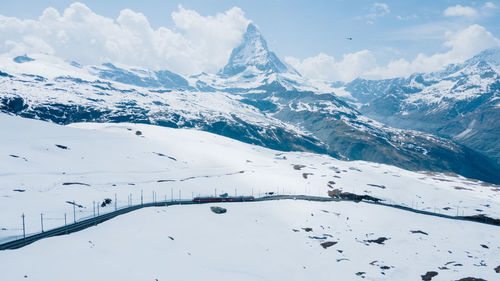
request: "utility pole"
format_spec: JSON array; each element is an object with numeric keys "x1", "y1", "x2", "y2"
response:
[
  {"x1": 22, "y1": 213, "x2": 25, "y2": 240},
  {"x1": 73, "y1": 201, "x2": 76, "y2": 223}
]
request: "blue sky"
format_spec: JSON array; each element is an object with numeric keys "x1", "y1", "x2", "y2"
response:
[{"x1": 0, "y1": 1, "x2": 499, "y2": 81}]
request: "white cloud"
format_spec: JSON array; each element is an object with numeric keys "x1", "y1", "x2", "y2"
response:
[
  {"x1": 363, "y1": 2, "x2": 390, "y2": 24},
  {"x1": 443, "y1": 5, "x2": 478, "y2": 18},
  {"x1": 285, "y1": 51, "x2": 377, "y2": 82},
  {"x1": 287, "y1": 25, "x2": 500, "y2": 82},
  {"x1": 483, "y1": 2, "x2": 497, "y2": 9},
  {"x1": 0, "y1": 2, "x2": 250, "y2": 75},
  {"x1": 397, "y1": 14, "x2": 418, "y2": 21},
  {"x1": 356, "y1": 3, "x2": 391, "y2": 24}
]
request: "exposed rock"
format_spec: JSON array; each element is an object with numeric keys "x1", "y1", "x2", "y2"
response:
[
  {"x1": 421, "y1": 271, "x2": 438, "y2": 281},
  {"x1": 62, "y1": 182, "x2": 90, "y2": 186},
  {"x1": 101, "y1": 198, "x2": 112, "y2": 207},
  {"x1": 302, "y1": 172, "x2": 313, "y2": 179},
  {"x1": 293, "y1": 164, "x2": 306, "y2": 170},
  {"x1": 410, "y1": 230, "x2": 429, "y2": 235},
  {"x1": 309, "y1": 236, "x2": 327, "y2": 240},
  {"x1": 367, "y1": 183, "x2": 386, "y2": 189},
  {"x1": 328, "y1": 189, "x2": 342, "y2": 197},
  {"x1": 210, "y1": 206, "x2": 227, "y2": 214},
  {"x1": 365, "y1": 237, "x2": 389, "y2": 245},
  {"x1": 157, "y1": 179, "x2": 175, "y2": 183},
  {"x1": 66, "y1": 201, "x2": 83, "y2": 208},
  {"x1": 380, "y1": 266, "x2": 391, "y2": 270},
  {"x1": 328, "y1": 190, "x2": 381, "y2": 202},
  {"x1": 320, "y1": 241, "x2": 337, "y2": 249}
]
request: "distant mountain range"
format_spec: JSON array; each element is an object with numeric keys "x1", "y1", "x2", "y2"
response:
[
  {"x1": 338, "y1": 47, "x2": 500, "y2": 165},
  {"x1": 1, "y1": 23, "x2": 499, "y2": 184}
]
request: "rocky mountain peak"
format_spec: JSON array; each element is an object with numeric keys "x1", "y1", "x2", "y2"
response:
[{"x1": 220, "y1": 23, "x2": 298, "y2": 76}]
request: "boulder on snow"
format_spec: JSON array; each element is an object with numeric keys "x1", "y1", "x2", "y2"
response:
[{"x1": 210, "y1": 206, "x2": 227, "y2": 214}]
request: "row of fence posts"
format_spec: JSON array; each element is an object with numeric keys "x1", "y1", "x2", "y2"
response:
[
  {"x1": 12, "y1": 187, "x2": 475, "y2": 243},
  {"x1": 16, "y1": 187, "x2": 259, "y2": 241},
  {"x1": 12, "y1": 186, "x2": 399, "y2": 240}
]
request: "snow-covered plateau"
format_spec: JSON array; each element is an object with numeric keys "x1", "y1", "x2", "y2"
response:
[{"x1": 1, "y1": 113, "x2": 499, "y2": 280}]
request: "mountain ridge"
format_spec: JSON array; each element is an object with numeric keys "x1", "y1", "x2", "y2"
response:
[
  {"x1": 0, "y1": 24, "x2": 499, "y2": 184},
  {"x1": 340, "y1": 47, "x2": 500, "y2": 164}
]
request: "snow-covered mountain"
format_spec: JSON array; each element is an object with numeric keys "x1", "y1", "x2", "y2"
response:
[
  {"x1": 220, "y1": 23, "x2": 299, "y2": 77},
  {"x1": 1, "y1": 24, "x2": 499, "y2": 184},
  {"x1": 339, "y1": 47, "x2": 500, "y2": 164}
]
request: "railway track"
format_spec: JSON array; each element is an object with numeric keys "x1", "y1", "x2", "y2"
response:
[{"x1": 1, "y1": 194, "x2": 498, "y2": 250}]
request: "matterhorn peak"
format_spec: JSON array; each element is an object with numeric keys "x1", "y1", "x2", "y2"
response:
[{"x1": 220, "y1": 23, "x2": 299, "y2": 76}]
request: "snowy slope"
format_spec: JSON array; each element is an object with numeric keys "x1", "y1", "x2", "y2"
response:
[
  {"x1": 1, "y1": 113, "x2": 499, "y2": 243},
  {"x1": 1, "y1": 200, "x2": 499, "y2": 280}
]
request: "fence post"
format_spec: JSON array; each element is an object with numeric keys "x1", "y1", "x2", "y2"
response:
[
  {"x1": 141, "y1": 190, "x2": 144, "y2": 205},
  {"x1": 152, "y1": 191, "x2": 155, "y2": 203},
  {"x1": 171, "y1": 188, "x2": 173, "y2": 202},
  {"x1": 114, "y1": 193, "x2": 117, "y2": 210},
  {"x1": 93, "y1": 201, "x2": 96, "y2": 218},
  {"x1": 97, "y1": 204, "x2": 100, "y2": 216},
  {"x1": 22, "y1": 213, "x2": 26, "y2": 240},
  {"x1": 215, "y1": 188, "x2": 217, "y2": 197},
  {"x1": 179, "y1": 190, "x2": 181, "y2": 201},
  {"x1": 235, "y1": 188, "x2": 237, "y2": 196},
  {"x1": 40, "y1": 213, "x2": 44, "y2": 233},
  {"x1": 73, "y1": 201, "x2": 76, "y2": 223}
]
